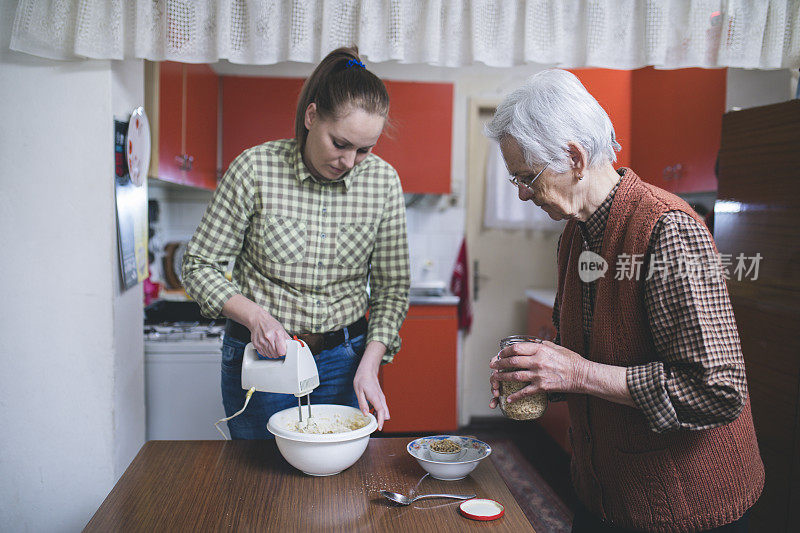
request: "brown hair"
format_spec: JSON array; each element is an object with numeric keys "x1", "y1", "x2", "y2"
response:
[{"x1": 294, "y1": 46, "x2": 390, "y2": 152}]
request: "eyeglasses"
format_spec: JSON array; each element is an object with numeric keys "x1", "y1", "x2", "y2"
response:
[{"x1": 509, "y1": 163, "x2": 549, "y2": 191}]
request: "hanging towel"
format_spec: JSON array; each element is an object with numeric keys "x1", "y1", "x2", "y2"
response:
[
  {"x1": 483, "y1": 141, "x2": 565, "y2": 231},
  {"x1": 450, "y1": 238, "x2": 473, "y2": 332}
]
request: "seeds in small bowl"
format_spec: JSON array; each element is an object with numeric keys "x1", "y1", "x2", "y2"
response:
[
  {"x1": 408, "y1": 436, "x2": 492, "y2": 480},
  {"x1": 427, "y1": 438, "x2": 465, "y2": 462},
  {"x1": 429, "y1": 439, "x2": 461, "y2": 453}
]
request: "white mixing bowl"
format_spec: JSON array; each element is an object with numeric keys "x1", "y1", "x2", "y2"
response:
[{"x1": 267, "y1": 404, "x2": 378, "y2": 476}]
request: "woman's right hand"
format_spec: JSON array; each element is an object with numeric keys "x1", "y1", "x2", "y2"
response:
[
  {"x1": 222, "y1": 294, "x2": 291, "y2": 358},
  {"x1": 247, "y1": 308, "x2": 292, "y2": 358}
]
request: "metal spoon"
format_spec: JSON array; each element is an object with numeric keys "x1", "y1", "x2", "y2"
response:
[{"x1": 380, "y1": 490, "x2": 475, "y2": 506}]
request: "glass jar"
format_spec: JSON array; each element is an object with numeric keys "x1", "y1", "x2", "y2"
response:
[{"x1": 497, "y1": 335, "x2": 548, "y2": 420}]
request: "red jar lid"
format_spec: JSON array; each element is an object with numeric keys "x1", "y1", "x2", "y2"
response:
[{"x1": 459, "y1": 498, "x2": 504, "y2": 521}]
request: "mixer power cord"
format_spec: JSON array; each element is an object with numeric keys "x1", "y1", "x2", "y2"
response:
[{"x1": 215, "y1": 386, "x2": 257, "y2": 440}]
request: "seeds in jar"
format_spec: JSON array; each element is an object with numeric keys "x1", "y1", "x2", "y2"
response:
[
  {"x1": 500, "y1": 381, "x2": 547, "y2": 420},
  {"x1": 429, "y1": 439, "x2": 461, "y2": 453},
  {"x1": 497, "y1": 335, "x2": 548, "y2": 420}
]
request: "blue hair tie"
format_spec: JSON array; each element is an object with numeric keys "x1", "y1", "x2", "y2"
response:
[{"x1": 346, "y1": 58, "x2": 366, "y2": 69}]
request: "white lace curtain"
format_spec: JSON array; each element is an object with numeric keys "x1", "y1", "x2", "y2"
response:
[{"x1": 10, "y1": 0, "x2": 800, "y2": 69}]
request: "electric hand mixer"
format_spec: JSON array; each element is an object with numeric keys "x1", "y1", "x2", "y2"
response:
[{"x1": 215, "y1": 337, "x2": 320, "y2": 438}]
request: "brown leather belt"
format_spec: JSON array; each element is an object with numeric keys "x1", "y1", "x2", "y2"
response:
[{"x1": 224, "y1": 316, "x2": 368, "y2": 356}]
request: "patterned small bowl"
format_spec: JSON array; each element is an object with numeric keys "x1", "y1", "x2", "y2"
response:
[
  {"x1": 427, "y1": 438, "x2": 467, "y2": 462},
  {"x1": 407, "y1": 435, "x2": 492, "y2": 480}
]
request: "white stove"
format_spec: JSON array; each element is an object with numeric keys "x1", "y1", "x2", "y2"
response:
[
  {"x1": 144, "y1": 321, "x2": 228, "y2": 440},
  {"x1": 144, "y1": 321, "x2": 225, "y2": 342}
]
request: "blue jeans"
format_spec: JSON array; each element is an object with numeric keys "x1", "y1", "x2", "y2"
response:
[{"x1": 220, "y1": 331, "x2": 365, "y2": 440}]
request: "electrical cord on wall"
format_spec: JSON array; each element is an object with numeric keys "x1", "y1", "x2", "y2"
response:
[{"x1": 214, "y1": 386, "x2": 256, "y2": 440}]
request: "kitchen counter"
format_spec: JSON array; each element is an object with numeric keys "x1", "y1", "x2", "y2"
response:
[
  {"x1": 524, "y1": 288, "x2": 557, "y2": 308},
  {"x1": 149, "y1": 292, "x2": 459, "y2": 309},
  {"x1": 86, "y1": 438, "x2": 534, "y2": 532},
  {"x1": 409, "y1": 294, "x2": 460, "y2": 305},
  {"x1": 409, "y1": 285, "x2": 459, "y2": 306}
]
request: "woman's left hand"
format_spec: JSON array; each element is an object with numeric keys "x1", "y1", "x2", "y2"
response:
[
  {"x1": 353, "y1": 341, "x2": 390, "y2": 430},
  {"x1": 489, "y1": 340, "x2": 589, "y2": 408}
]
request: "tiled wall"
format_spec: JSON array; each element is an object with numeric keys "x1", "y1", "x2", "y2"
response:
[
  {"x1": 148, "y1": 181, "x2": 464, "y2": 288},
  {"x1": 404, "y1": 195, "x2": 465, "y2": 287},
  {"x1": 147, "y1": 182, "x2": 214, "y2": 283}
]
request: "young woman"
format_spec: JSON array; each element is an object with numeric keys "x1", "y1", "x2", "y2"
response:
[{"x1": 182, "y1": 47, "x2": 410, "y2": 438}]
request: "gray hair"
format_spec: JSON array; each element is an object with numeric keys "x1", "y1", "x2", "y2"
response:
[{"x1": 484, "y1": 69, "x2": 621, "y2": 173}]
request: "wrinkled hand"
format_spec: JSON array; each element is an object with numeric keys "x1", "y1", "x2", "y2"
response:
[
  {"x1": 247, "y1": 310, "x2": 291, "y2": 358},
  {"x1": 353, "y1": 365, "x2": 390, "y2": 431},
  {"x1": 489, "y1": 340, "x2": 589, "y2": 408}
]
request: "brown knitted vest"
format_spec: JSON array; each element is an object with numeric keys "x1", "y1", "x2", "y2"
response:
[{"x1": 556, "y1": 169, "x2": 764, "y2": 532}]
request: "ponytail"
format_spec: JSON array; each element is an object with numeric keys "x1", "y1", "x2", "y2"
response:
[{"x1": 295, "y1": 46, "x2": 389, "y2": 152}]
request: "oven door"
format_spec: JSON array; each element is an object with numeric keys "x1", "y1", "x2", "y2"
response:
[{"x1": 145, "y1": 337, "x2": 225, "y2": 440}]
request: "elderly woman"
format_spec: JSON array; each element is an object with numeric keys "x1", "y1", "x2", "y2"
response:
[{"x1": 486, "y1": 70, "x2": 763, "y2": 532}]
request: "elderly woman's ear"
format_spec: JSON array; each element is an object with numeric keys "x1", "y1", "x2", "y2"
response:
[{"x1": 566, "y1": 141, "x2": 588, "y2": 181}]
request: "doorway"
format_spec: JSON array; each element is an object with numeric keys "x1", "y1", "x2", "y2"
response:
[{"x1": 459, "y1": 99, "x2": 561, "y2": 425}]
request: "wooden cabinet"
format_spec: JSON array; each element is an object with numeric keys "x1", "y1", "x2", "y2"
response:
[
  {"x1": 145, "y1": 61, "x2": 219, "y2": 190},
  {"x1": 714, "y1": 100, "x2": 800, "y2": 533},
  {"x1": 630, "y1": 67, "x2": 727, "y2": 193},
  {"x1": 379, "y1": 305, "x2": 458, "y2": 433},
  {"x1": 221, "y1": 77, "x2": 453, "y2": 194}
]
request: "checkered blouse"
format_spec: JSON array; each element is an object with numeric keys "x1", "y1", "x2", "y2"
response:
[
  {"x1": 182, "y1": 139, "x2": 410, "y2": 361},
  {"x1": 553, "y1": 177, "x2": 748, "y2": 432}
]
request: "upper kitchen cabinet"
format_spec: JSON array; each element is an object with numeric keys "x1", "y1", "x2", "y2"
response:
[
  {"x1": 221, "y1": 76, "x2": 302, "y2": 170},
  {"x1": 631, "y1": 67, "x2": 727, "y2": 193},
  {"x1": 221, "y1": 77, "x2": 453, "y2": 194},
  {"x1": 145, "y1": 61, "x2": 219, "y2": 190},
  {"x1": 570, "y1": 69, "x2": 633, "y2": 169},
  {"x1": 373, "y1": 81, "x2": 453, "y2": 194}
]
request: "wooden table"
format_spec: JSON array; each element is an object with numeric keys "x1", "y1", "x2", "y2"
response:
[{"x1": 86, "y1": 438, "x2": 534, "y2": 532}]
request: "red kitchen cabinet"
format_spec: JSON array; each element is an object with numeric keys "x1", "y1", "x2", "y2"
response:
[
  {"x1": 631, "y1": 67, "x2": 727, "y2": 193},
  {"x1": 379, "y1": 305, "x2": 458, "y2": 433},
  {"x1": 145, "y1": 61, "x2": 219, "y2": 190},
  {"x1": 221, "y1": 77, "x2": 453, "y2": 194},
  {"x1": 559, "y1": 68, "x2": 726, "y2": 194},
  {"x1": 155, "y1": 61, "x2": 183, "y2": 185},
  {"x1": 569, "y1": 67, "x2": 725, "y2": 193},
  {"x1": 526, "y1": 296, "x2": 557, "y2": 342},
  {"x1": 373, "y1": 81, "x2": 453, "y2": 194},
  {"x1": 183, "y1": 64, "x2": 219, "y2": 189},
  {"x1": 221, "y1": 76, "x2": 303, "y2": 170},
  {"x1": 569, "y1": 69, "x2": 633, "y2": 169}
]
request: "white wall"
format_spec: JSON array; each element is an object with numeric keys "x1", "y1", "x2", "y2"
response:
[
  {"x1": 726, "y1": 67, "x2": 797, "y2": 111},
  {"x1": 0, "y1": 0, "x2": 145, "y2": 530},
  {"x1": 110, "y1": 59, "x2": 147, "y2": 487}
]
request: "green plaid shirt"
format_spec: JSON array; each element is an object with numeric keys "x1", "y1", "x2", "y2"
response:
[{"x1": 182, "y1": 139, "x2": 410, "y2": 360}]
